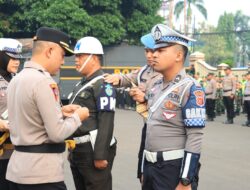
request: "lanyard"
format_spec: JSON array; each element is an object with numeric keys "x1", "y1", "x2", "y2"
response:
[
  {"x1": 69, "y1": 75, "x2": 104, "y2": 104},
  {"x1": 148, "y1": 78, "x2": 192, "y2": 120}
]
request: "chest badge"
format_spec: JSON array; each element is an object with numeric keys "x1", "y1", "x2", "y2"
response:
[
  {"x1": 172, "y1": 87, "x2": 179, "y2": 93},
  {"x1": 163, "y1": 112, "x2": 176, "y2": 120},
  {"x1": 164, "y1": 100, "x2": 177, "y2": 110},
  {"x1": 80, "y1": 92, "x2": 86, "y2": 97}
]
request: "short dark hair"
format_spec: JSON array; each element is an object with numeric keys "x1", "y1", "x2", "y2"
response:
[{"x1": 207, "y1": 73, "x2": 214, "y2": 77}]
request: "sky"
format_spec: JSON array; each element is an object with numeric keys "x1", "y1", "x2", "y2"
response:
[
  {"x1": 201, "y1": 0, "x2": 250, "y2": 26},
  {"x1": 169, "y1": 0, "x2": 250, "y2": 29}
]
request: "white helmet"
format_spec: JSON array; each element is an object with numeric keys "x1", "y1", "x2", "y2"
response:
[
  {"x1": 74, "y1": 36, "x2": 104, "y2": 55},
  {"x1": 0, "y1": 38, "x2": 23, "y2": 58}
]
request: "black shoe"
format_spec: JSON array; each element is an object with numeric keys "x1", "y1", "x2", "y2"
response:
[
  {"x1": 242, "y1": 121, "x2": 250, "y2": 126},
  {"x1": 223, "y1": 120, "x2": 234, "y2": 124},
  {"x1": 207, "y1": 118, "x2": 214, "y2": 121}
]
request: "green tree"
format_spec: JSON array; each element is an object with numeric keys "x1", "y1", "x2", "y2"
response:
[
  {"x1": 216, "y1": 12, "x2": 235, "y2": 51},
  {"x1": 174, "y1": 0, "x2": 207, "y2": 33},
  {"x1": 121, "y1": 0, "x2": 163, "y2": 44},
  {"x1": 0, "y1": 0, "x2": 163, "y2": 45},
  {"x1": 195, "y1": 23, "x2": 233, "y2": 66},
  {"x1": 234, "y1": 10, "x2": 250, "y2": 66},
  {"x1": 80, "y1": 0, "x2": 126, "y2": 45},
  {"x1": 216, "y1": 11, "x2": 250, "y2": 67},
  {"x1": 37, "y1": 0, "x2": 91, "y2": 39}
]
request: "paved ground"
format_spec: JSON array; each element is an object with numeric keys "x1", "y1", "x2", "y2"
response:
[{"x1": 64, "y1": 109, "x2": 250, "y2": 190}]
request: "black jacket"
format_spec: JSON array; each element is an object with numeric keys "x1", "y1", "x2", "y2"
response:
[{"x1": 69, "y1": 69, "x2": 116, "y2": 160}]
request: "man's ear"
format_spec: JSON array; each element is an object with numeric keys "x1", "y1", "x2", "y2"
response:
[
  {"x1": 175, "y1": 50, "x2": 183, "y2": 62},
  {"x1": 45, "y1": 47, "x2": 52, "y2": 59}
]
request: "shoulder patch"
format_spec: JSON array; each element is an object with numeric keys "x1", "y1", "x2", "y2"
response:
[
  {"x1": 50, "y1": 83, "x2": 59, "y2": 102},
  {"x1": 97, "y1": 83, "x2": 116, "y2": 111},
  {"x1": 183, "y1": 84, "x2": 206, "y2": 128},
  {"x1": 193, "y1": 90, "x2": 205, "y2": 106},
  {"x1": 105, "y1": 84, "x2": 113, "y2": 96}
]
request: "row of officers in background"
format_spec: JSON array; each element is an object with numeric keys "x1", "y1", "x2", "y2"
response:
[{"x1": 194, "y1": 66, "x2": 250, "y2": 126}]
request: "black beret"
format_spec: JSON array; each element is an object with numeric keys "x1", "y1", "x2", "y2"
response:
[{"x1": 33, "y1": 27, "x2": 74, "y2": 56}]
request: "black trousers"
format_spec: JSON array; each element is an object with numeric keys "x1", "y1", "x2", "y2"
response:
[
  {"x1": 142, "y1": 159, "x2": 182, "y2": 190},
  {"x1": 8, "y1": 181, "x2": 67, "y2": 190},
  {"x1": 142, "y1": 159, "x2": 201, "y2": 190},
  {"x1": 223, "y1": 96, "x2": 235, "y2": 119},
  {"x1": 0, "y1": 159, "x2": 9, "y2": 190},
  {"x1": 137, "y1": 124, "x2": 147, "y2": 180},
  {"x1": 69, "y1": 142, "x2": 116, "y2": 190},
  {"x1": 244, "y1": 100, "x2": 250, "y2": 121},
  {"x1": 206, "y1": 99, "x2": 216, "y2": 118}
]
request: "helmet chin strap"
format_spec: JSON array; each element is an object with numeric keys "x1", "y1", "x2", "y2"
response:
[{"x1": 78, "y1": 54, "x2": 93, "y2": 73}]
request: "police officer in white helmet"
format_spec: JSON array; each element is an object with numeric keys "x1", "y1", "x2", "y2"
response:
[{"x1": 68, "y1": 36, "x2": 117, "y2": 190}]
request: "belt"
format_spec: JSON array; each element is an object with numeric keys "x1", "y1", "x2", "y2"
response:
[
  {"x1": 15, "y1": 143, "x2": 65, "y2": 153},
  {"x1": 205, "y1": 92, "x2": 212, "y2": 95},
  {"x1": 244, "y1": 94, "x2": 250, "y2": 97},
  {"x1": 223, "y1": 89, "x2": 232, "y2": 92},
  {"x1": 73, "y1": 134, "x2": 116, "y2": 146},
  {"x1": 144, "y1": 149, "x2": 184, "y2": 163},
  {"x1": 73, "y1": 135, "x2": 91, "y2": 144}
]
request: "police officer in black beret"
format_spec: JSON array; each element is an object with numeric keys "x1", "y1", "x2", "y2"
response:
[{"x1": 6, "y1": 27, "x2": 89, "y2": 190}]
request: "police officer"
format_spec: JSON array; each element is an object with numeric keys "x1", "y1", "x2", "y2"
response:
[
  {"x1": 6, "y1": 27, "x2": 89, "y2": 190},
  {"x1": 235, "y1": 77, "x2": 243, "y2": 115},
  {"x1": 135, "y1": 24, "x2": 205, "y2": 190},
  {"x1": 68, "y1": 36, "x2": 116, "y2": 190},
  {"x1": 215, "y1": 76, "x2": 224, "y2": 116},
  {"x1": 205, "y1": 73, "x2": 217, "y2": 121},
  {"x1": 222, "y1": 66, "x2": 236, "y2": 124},
  {"x1": 242, "y1": 72, "x2": 250, "y2": 126},
  {"x1": 105, "y1": 33, "x2": 162, "y2": 183},
  {"x1": 0, "y1": 38, "x2": 22, "y2": 190}
]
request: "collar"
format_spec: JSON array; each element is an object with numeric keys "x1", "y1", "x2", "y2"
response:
[
  {"x1": 24, "y1": 61, "x2": 47, "y2": 73},
  {"x1": 81, "y1": 69, "x2": 104, "y2": 84},
  {"x1": 162, "y1": 68, "x2": 187, "y2": 89}
]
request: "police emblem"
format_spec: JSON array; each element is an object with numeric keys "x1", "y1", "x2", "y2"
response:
[
  {"x1": 80, "y1": 92, "x2": 85, "y2": 97},
  {"x1": 17, "y1": 44, "x2": 22, "y2": 53},
  {"x1": 194, "y1": 90, "x2": 205, "y2": 106},
  {"x1": 164, "y1": 100, "x2": 177, "y2": 110},
  {"x1": 153, "y1": 26, "x2": 162, "y2": 41},
  {"x1": 105, "y1": 84, "x2": 113, "y2": 96},
  {"x1": 174, "y1": 75, "x2": 181, "y2": 83}
]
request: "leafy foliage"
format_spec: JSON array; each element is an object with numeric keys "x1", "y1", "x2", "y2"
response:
[
  {"x1": 217, "y1": 12, "x2": 235, "y2": 51},
  {"x1": 195, "y1": 23, "x2": 233, "y2": 66},
  {"x1": 121, "y1": 0, "x2": 163, "y2": 44},
  {"x1": 0, "y1": 0, "x2": 163, "y2": 45},
  {"x1": 174, "y1": 0, "x2": 207, "y2": 33}
]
